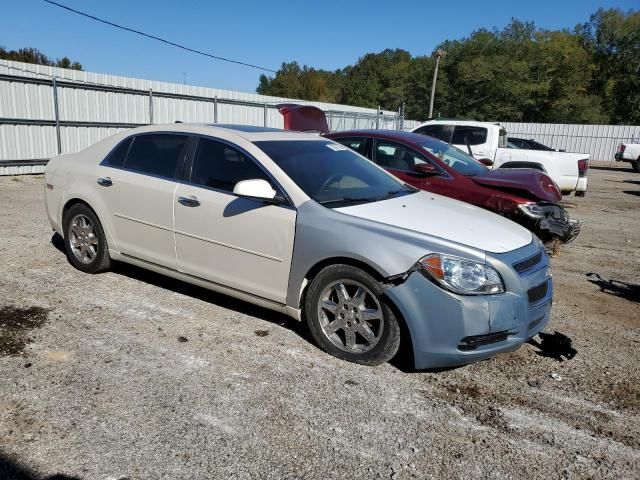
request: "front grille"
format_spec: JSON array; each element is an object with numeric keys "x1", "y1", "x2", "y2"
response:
[
  {"x1": 528, "y1": 281, "x2": 549, "y2": 304},
  {"x1": 513, "y1": 251, "x2": 542, "y2": 274}
]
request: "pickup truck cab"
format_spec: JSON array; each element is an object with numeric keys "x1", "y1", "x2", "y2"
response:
[
  {"x1": 615, "y1": 142, "x2": 640, "y2": 172},
  {"x1": 412, "y1": 120, "x2": 590, "y2": 196}
]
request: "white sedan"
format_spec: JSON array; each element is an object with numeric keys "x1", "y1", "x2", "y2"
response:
[{"x1": 44, "y1": 124, "x2": 552, "y2": 368}]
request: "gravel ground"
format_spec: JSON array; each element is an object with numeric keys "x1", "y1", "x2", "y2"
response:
[{"x1": 0, "y1": 166, "x2": 639, "y2": 479}]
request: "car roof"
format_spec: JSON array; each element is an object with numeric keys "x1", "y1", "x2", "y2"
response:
[
  {"x1": 118, "y1": 123, "x2": 327, "y2": 142},
  {"x1": 326, "y1": 129, "x2": 434, "y2": 148}
]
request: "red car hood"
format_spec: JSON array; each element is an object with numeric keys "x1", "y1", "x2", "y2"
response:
[{"x1": 471, "y1": 169, "x2": 562, "y2": 203}]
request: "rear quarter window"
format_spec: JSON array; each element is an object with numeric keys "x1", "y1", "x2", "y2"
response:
[{"x1": 102, "y1": 137, "x2": 133, "y2": 168}]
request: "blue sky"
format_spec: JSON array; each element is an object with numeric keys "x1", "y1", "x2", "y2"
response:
[{"x1": 3, "y1": 0, "x2": 637, "y2": 92}]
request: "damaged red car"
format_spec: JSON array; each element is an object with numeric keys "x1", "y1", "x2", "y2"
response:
[{"x1": 277, "y1": 104, "x2": 579, "y2": 245}]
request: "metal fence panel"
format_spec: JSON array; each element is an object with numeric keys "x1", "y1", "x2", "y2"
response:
[{"x1": 0, "y1": 59, "x2": 401, "y2": 171}]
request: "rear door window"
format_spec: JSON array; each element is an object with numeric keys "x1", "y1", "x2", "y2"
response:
[
  {"x1": 125, "y1": 134, "x2": 189, "y2": 179},
  {"x1": 190, "y1": 137, "x2": 271, "y2": 193},
  {"x1": 451, "y1": 126, "x2": 488, "y2": 146}
]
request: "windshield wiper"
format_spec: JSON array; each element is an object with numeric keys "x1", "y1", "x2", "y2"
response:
[
  {"x1": 375, "y1": 189, "x2": 409, "y2": 201},
  {"x1": 318, "y1": 197, "x2": 375, "y2": 207}
]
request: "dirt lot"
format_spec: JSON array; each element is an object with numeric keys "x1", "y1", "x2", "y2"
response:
[{"x1": 1, "y1": 166, "x2": 639, "y2": 479}]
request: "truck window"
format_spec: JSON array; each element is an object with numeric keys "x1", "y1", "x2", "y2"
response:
[
  {"x1": 414, "y1": 124, "x2": 451, "y2": 143},
  {"x1": 451, "y1": 126, "x2": 488, "y2": 146}
]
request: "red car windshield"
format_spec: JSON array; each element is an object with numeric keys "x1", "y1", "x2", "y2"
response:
[{"x1": 420, "y1": 138, "x2": 488, "y2": 176}]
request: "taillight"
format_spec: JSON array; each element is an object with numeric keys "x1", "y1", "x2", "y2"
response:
[
  {"x1": 578, "y1": 159, "x2": 589, "y2": 177},
  {"x1": 618, "y1": 144, "x2": 626, "y2": 153}
]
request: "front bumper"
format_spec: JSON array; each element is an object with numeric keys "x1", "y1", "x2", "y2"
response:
[
  {"x1": 516, "y1": 203, "x2": 580, "y2": 244},
  {"x1": 385, "y1": 241, "x2": 552, "y2": 370}
]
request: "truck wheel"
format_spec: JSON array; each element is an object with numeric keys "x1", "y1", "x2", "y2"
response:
[
  {"x1": 62, "y1": 203, "x2": 111, "y2": 274},
  {"x1": 304, "y1": 264, "x2": 401, "y2": 366}
]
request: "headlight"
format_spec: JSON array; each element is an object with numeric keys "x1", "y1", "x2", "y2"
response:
[
  {"x1": 518, "y1": 203, "x2": 546, "y2": 218},
  {"x1": 419, "y1": 254, "x2": 505, "y2": 295}
]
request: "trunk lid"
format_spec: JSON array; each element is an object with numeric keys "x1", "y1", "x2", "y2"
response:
[
  {"x1": 277, "y1": 104, "x2": 329, "y2": 134},
  {"x1": 470, "y1": 169, "x2": 561, "y2": 203}
]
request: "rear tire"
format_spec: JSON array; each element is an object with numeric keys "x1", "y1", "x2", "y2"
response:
[
  {"x1": 634, "y1": 160, "x2": 640, "y2": 173},
  {"x1": 62, "y1": 203, "x2": 111, "y2": 274},
  {"x1": 304, "y1": 264, "x2": 401, "y2": 366}
]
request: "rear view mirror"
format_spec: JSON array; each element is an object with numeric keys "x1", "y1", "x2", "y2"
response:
[
  {"x1": 479, "y1": 158, "x2": 494, "y2": 167},
  {"x1": 414, "y1": 163, "x2": 439, "y2": 175},
  {"x1": 233, "y1": 179, "x2": 280, "y2": 203}
]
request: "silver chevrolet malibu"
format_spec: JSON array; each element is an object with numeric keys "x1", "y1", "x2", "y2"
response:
[{"x1": 44, "y1": 124, "x2": 553, "y2": 369}]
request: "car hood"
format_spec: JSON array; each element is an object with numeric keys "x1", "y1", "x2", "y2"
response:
[
  {"x1": 336, "y1": 191, "x2": 533, "y2": 254},
  {"x1": 470, "y1": 169, "x2": 561, "y2": 202}
]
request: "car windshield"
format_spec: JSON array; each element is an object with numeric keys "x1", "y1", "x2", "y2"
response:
[
  {"x1": 255, "y1": 140, "x2": 415, "y2": 207},
  {"x1": 420, "y1": 138, "x2": 488, "y2": 176}
]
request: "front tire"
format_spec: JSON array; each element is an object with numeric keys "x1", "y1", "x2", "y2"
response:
[
  {"x1": 62, "y1": 203, "x2": 111, "y2": 273},
  {"x1": 304, "y1": 265, "x2": 401, "y2": 366}
]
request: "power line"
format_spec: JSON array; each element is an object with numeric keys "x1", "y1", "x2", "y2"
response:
[{"x1": 42, "y1": 0, "x2": 277, "y2": 73}]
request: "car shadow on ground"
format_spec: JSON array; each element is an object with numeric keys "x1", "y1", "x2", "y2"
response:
[
  {"x1": 0, "y1": 452, "x2": 80, "y2": 480},
  {"x1": 586, "y1": 272, "x2": 640, "y2": 303},
  {"x1": 50, "y1": 234, "x2": 313, "y2": 345},
  {"x1": 590, "y1": 165, "x2": 635, "y2": 173},
  {"x1": 623, "y1": 179, "x2": 640, "y2": 185},
  {"x1": 623, "y1": 190, "x2": 640, "y2": 197}
]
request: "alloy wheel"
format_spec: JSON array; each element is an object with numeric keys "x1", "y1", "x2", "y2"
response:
[
  {"x1": 317, "y1": 280, "x2": 384, "y2": 353},
  {"x1": 68, "y1": 214, "x2": 99, "y2": 264}
]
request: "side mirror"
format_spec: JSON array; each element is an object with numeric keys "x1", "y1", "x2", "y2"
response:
[
  {"x1": 414, "y1": 163, "x2": 439, "y2": 175},
  {"x1": 478, "y1": 158, "x2": 494, "y2": 167},
  {"x1": 233, "y1": 179, "x2": 280, "y2": 203}
]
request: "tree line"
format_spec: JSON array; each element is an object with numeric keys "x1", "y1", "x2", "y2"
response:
[
  {"x1": 0, "y1": 46, "x2": 83, "y2": 71},
  {"x1": 257, "y1": 8, "x2": 639, "y2": 125}
]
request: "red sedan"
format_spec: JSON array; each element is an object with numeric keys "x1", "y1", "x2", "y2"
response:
[
  {"x1": 277, "y1": 103, "x2": 579, "y2": 245},
  {"x1": 323, "y1": 130, "x2": 579, "y2": 245}
]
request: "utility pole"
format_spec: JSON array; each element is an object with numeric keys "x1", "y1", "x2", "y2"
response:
[{"x1": 428, "y1": 49, "x2": 446, "y2": 119}]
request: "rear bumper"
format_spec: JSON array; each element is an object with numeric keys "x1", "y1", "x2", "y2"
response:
[
  {"x1": 385, "y1": 242, "x2": 552, "y2": 370},
  {"x1": 576, "y1": 177, "x2": 588, "y2": 192},
  {"x1": 615, "y1": 152, "x2": 636, "y2": 162}
]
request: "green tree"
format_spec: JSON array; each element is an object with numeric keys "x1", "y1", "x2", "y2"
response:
[
  {"x1": 0, "y1": 47, "x2": 83, "y2": 70},
  {"x1": 255, "y1": 10, "x2": 638, "y2": 125},
  {"x1": 577, "y1": 8, "x2": 640, "y2": 124}
]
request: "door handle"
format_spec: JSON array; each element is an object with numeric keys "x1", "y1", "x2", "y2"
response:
[
  {"x1": 178, "y1": 195, "x2": 200, "y2": 207},
  {"x1": 97, "y1": 177, "x2": 113, "y2": 187}
]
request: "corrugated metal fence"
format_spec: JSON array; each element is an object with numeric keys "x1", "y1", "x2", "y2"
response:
[
  {"x1": 501, "y1": 122, "x2": 640, "y2": 162},
  {"x1": 0, "y1": 60, "x2": 403, "y2": 175},
  {"x1": 2, "y1": 59, "x2": 638, "y2": 175}
]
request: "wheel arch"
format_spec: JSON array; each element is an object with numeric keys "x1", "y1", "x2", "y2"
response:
[
  {"x1": 499, "y1": 161, "x2": 546, "y2": 172},
  {"x1": 297, "y1": 256, "x2": 414, "y2": 365},
  {"x1": 60, "y1": 196, "x2": 117, "y2": 252}
]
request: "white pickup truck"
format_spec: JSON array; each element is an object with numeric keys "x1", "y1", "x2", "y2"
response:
[
  {"x1": 615, "y1": 142, "x2": 640, "y2": 172},
  {"x1": 412, "y1": 120, "x2": 590, "y2": 196}
]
